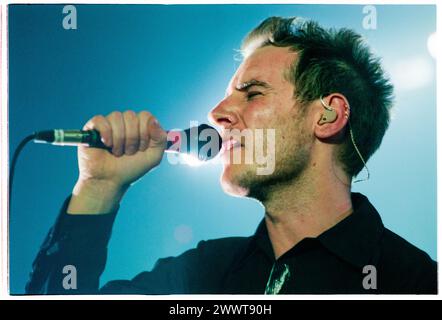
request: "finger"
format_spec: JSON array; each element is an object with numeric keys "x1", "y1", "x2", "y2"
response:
[
  {"x1": 148, "y1": 116, "x2": 167, "y2": 148},
  {"x1": 123, "y1": 110, "x2": 140, "y2": 156},
  {"x1": 107, "y1": 111, "x2": 125, "y2": 157},
  {"x1": 83, "y1": 115, "x2": 113, "y2": 147},
  {"x1": 138, "y1": 111, "x2": 152, "y2": 151}
]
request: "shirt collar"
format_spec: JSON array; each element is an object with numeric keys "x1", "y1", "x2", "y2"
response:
[
  {"x1": 234, "y1": 192, "x2": 385, "y2": 270},
  {"x1": 317, "y1": 192, "x2": 384, "y2": 267}
]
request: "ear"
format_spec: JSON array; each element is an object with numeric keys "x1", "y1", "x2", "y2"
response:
[{"x1": 314, "y1": 93, "x2": 350, "y2": 140}]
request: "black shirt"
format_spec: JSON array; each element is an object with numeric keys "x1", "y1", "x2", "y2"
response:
[{"x1": 26, "y1": 193, "x2": 437, "y2": 294}]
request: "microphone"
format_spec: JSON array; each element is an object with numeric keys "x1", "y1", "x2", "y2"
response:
[{"x1": 33, "y1": 124, "x2": 222, "y2": 161}]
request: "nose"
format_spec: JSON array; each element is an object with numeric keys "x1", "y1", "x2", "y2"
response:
[{"x1": 208, "y1": 96, "x2": 239, "y2": 130}]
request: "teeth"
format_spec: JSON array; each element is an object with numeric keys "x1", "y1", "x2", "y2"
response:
[{"x1": 222, "y1": 139, "x2": 241, "y2": 151}]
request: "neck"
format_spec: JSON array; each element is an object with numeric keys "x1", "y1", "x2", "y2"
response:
[{"x1": 261, "y1": 158, "x2": 353, "y2": 259}]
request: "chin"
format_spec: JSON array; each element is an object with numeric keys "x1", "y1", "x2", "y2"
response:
[
  {"x1": 220, "y1": 163, "x2": 250, "y2": 197},
  {"x1": 220, "y1": 161, "x2": 266, "y2": 198}
]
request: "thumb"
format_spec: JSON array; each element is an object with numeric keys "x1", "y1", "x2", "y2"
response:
[{"x1": 149, "y1": 119, "x2": 167, "y2": 148}]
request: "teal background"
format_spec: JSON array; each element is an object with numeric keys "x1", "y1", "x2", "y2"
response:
[{"x1": 8, "y1": 4, "x2": 437, "y2": 294}]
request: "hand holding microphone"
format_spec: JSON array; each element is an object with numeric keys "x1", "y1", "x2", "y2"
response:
[
  {"x1": 52, "y1": 110, "x2": 221, "y2": 214},
  {"x1": 64, "y1": 110, "x2": 169, "y2": 214},
  {"x1": 9, "y1": 109, "x2": 221, "y2": 216}
]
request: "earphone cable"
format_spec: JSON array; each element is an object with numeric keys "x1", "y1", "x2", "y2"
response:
[{"x1": 349, "y1": 121, "x2": 370, "y2": 183}]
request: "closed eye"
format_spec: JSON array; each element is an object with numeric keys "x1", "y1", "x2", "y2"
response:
[{"x1": 246, "y1": 91, "x2": 263, "y2": 100}]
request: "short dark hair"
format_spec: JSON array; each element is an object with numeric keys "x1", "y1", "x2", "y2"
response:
[{"x1": 241, "y1": 17, "x2": 394, "y2": 177}]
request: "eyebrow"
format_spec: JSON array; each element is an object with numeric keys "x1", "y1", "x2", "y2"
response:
[{"x1": 235, "y1": 79, "x2": 272, "y2": 91}]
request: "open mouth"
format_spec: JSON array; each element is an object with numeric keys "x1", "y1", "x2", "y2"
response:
[{"x1": 221, "y1": 139, "x2": 242, "y2": 152}]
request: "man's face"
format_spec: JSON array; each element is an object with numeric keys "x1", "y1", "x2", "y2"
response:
[{"x1": 208, "y1": 46, "x2": 314, "y2": 198}]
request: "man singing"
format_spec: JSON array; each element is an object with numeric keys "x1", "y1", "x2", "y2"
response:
[{"x1": 26, "y1": 16, "x2": 437, "y2": 294}]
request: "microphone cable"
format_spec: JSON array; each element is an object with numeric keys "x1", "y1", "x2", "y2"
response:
[{"x1": 9, "y1": 133, "x2": 36, "y2": 214}]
